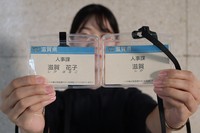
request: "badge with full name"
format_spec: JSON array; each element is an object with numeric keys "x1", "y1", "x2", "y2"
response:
[{"x1": 30, "y1": 46, "x2": 96, "y2": 88}]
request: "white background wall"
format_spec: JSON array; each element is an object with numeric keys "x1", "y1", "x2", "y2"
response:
[{"x1": 0, "y1": 0, "x2": 200, "y2": 132}]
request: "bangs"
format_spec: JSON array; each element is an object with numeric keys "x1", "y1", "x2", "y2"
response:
[
  {"x1": 76, "y1": 15, "x2": 91, "y2": 33},
  {"x1": 95, "y1": 15, "x2": 113, "y2": 33}
]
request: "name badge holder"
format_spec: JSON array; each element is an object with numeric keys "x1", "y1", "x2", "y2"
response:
[
  {"x1": 28, "y1": 32, "x2": 100, "y2": 90},
  {"x1": 102, "y1": 32, "x2": 172, "y2": 88}
]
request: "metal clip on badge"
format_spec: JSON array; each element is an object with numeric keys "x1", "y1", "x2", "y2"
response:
[
  {"x1": 132, "y1": 26, "x2": 191, "y2": 133},
  {"x1": 59, "y1": 32, "x2": 69, "y2": 47}
]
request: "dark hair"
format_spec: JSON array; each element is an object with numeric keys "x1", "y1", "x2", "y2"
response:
[{"x1": 70, "y1": 4, "x2": 119, "y2": 34}]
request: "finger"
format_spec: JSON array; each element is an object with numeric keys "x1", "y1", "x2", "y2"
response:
[
  {"x1": 155, "y1": 87, "x2": 198, "y2": 113},
  {"x1": 164, "y1": 78, "x2": 199, "y2": 101},
  {"x1": 28, "y1": 96, "x2": 56, "y2": 112},
  {"x1": 7, "y1": 93, "x2": 56, "y2": 123},
  {"x1": 154, "y1": 74, "x2": 200, "y2": 103},
  {"x1": 2, "y1": 84, "x2": 55, "y2": 113},
  {"x1": 160, "y1": 69, "x2": 196, "y2": 81},
  {"x1": 9, "y1": 84, "x2": 54, "y2": 108},
  {"x1": 3, "y1": 75, "x2": 47, "y2": 98}
]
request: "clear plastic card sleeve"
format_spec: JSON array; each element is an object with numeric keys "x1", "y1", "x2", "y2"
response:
[
  {"x1": 102, "y1": 33, "x2": 173, "y2": 88},
  {"x1": 28, "y1": 34, "x2": 100, "y2": 90}
]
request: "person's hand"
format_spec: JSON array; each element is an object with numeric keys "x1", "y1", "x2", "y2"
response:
[
  {"x1": 0, "y1": 75, "x2": 56, "y2": 133},
  {"x1": 153, "y1": 69, "x2": 200, "y2": 129}
]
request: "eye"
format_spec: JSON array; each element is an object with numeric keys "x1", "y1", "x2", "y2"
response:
[{"x1": 78, "y1": 28, "x2": 92, "y2": 35}]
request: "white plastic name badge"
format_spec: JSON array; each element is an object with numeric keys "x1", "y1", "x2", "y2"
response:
[
  {"x1": 30, "y1": 46, "x2": 95, "y2": 87},
  {"x1": 104, "y1": 45, "x2": 171, "y2": 86}
]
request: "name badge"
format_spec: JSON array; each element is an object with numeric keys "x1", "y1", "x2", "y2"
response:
[
  {"x1": 104, "y1": 45, "x2": 171, "y2": 86},
  {"x1": 30, "y1": 46, "x2": 95, "y2": 87}
]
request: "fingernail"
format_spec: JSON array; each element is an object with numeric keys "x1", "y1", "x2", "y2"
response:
[
  {"x1": 36, "y1": 76, "x2": 45, "y2": 84},
  {"x1": 49, "y1": 96, "x2": 56, "y2": 101},
  {"x1": 159, "y1": 71, "x2": 168, "y2": 77},
  {"x1": 43, "y1": 96, "x2": 56, "y2": 105},
  {"x1": 153, "y1": 79, "x2": 164, "y2": 87},
  {"x1": 48, "y1": 92, "x2": 55, "y2": 97},
  {"x1": 45, "y1": 85, "x2": 54, "y2": 94}
]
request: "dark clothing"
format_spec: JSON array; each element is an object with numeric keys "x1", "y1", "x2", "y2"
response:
[{"x1": 44, "y1": 87, "x2": 157, "y2": 133}]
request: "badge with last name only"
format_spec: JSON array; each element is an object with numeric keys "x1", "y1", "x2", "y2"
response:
[
  {"x1": 102, "y1": 33, "x2": 172, "y2": 87},
  {"x1": 29, "y1": 34, "x2": 100, "y2": 89}
]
